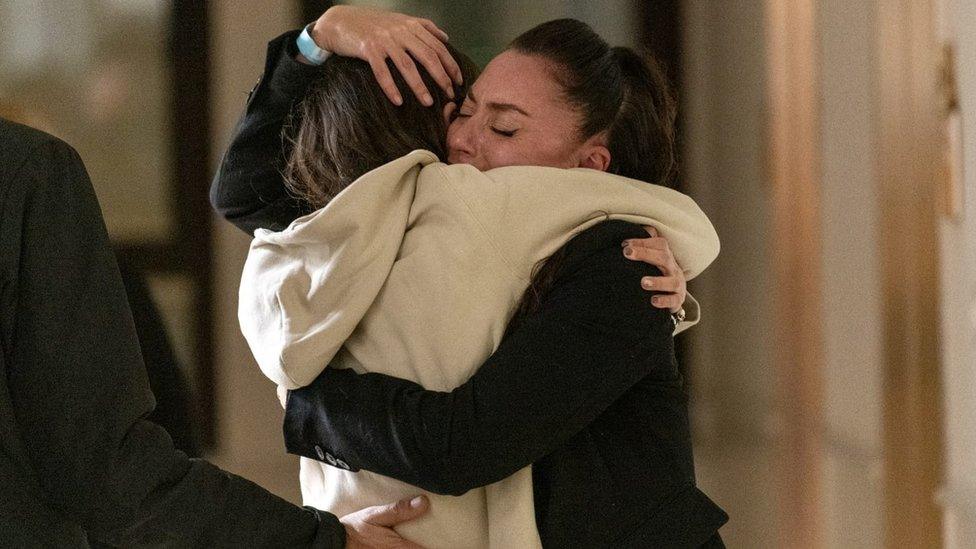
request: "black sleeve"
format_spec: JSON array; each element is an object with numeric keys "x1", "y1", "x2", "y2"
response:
[
  {"x1": 283, "y1": 222, "x2": 675, "y2": 496},
  {"x1": 3, "y1": 135, "x2": 345, "y2": 548},
  {"x1": 116, "y1": 257, "x2": 200, "y2": 456},
  {"x1": 209, "y1": 29, "x2": 321, "y2": 235}
]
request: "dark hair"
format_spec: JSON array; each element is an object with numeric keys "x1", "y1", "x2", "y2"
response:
[
  {"x1": 509, "y1": 18, "x2": 678, "y2": 188},
  {"x1": 505, "y1": 20, "x2": 678, "y2": 330},
  {"x1": 284, "y1": 46, "x2": 480, "y2": 209}
]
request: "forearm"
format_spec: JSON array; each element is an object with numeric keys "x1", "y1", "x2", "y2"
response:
[
  {"x1": 210, "y1": 29, "x2": 320, "y2": 234},
  {"x1": 85, "y1": 422, "x2": 344, "y2": 548}
]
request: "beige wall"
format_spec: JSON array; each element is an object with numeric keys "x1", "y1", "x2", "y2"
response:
[
  {"x1": 939, "y1": 0, "x2": 976, "y2": 546},
  {"x1": 682, "y1": 1, "x2": 887, "y2": 546},
  {"x1": 206, "y1": 0, "x2": 303, "y2": 504},
  {"x1": 680, "y1": 1, "x2": 778, "y2": 545},
  {"x1": 818, "y1": 1, "x2": 885, "y2": 547}
]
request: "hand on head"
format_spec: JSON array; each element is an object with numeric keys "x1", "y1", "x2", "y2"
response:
[{"x1": 311, "y1": 6, "x2": 463, "y2": 106}]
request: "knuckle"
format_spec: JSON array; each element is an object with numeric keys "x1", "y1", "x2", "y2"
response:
[
  {"x1": 420, "y1": 51, "x2": 438, "y2": 67},
  {"x1": 365, "y1": 43, "x2": 385, "y2": 58}
]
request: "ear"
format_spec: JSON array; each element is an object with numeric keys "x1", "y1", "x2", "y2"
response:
[
  {"x1": 576, "y1": 131, "x2": 611, "y2": 171},
  {"x1": 577, "y1": 143, "x2": 612, "y2": 172}
]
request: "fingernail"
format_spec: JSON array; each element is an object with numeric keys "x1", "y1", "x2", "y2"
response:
[
  {"x1": 423, "y1": 93, "x2": 433, "y2": 106},
  {"x1": 394, "y1": 94, "x2": 403, "y2": 106},
  {"x1": 641, "y1": 277, "x2": 653, "y2": 289},
  {"x1": 652, "y1": 296, "x2": 662, "y2": 306},
  {"x1": 623, "y1": 246, "x2": 634, "y2": 258},
  {"x1": 621, "y1": 240, "x2": 631, "y2": 248},
  {"x1": 410, "y1": 496, "x2": 426, "y2": 508}
]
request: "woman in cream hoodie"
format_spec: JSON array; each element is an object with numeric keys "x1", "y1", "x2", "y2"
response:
[{"x1": 234, "y1": 21, "x2": 720, "y2": 549}]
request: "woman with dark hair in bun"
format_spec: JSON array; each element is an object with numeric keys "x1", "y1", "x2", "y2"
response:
[{"x1": 213, "y1": 6, "x2": 727, "y2": 547}]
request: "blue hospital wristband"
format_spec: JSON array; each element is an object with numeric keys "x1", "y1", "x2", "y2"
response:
[{"x1": 296, "y1": 23, "x2": 332, "y2": 65}]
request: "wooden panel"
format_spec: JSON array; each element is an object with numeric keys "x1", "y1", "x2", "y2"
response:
[
  {"x1": 876, "y1": 1, "x2": 946, "y2": 547},
  {"x1": 763, "y1": 0, "x2": 824, "y2": 546}
]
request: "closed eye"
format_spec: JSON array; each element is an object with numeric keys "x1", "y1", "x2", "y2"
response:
[{"x1": 492, "y1": 127, "x2": 517, "y2": 137}]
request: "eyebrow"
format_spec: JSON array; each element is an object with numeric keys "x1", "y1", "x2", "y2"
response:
[{"x1": 467, "y1": 90, "x2": 530, "y2": 117}]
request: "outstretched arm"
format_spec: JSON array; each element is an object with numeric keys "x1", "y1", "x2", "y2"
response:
[{"x1": 283, "y1": 221, "x2": 680, "y2": 496}]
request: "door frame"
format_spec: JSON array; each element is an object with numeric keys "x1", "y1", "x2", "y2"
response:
[
  {"x1": 876, "y1": 0, "x2": 946, "y2": 546},
  {"x1": 763, "y1": 1, "x2": 825, "y2": 546}
]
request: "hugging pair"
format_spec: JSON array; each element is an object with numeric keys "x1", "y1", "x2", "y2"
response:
[{"x1": 215, "y1": 6, "x2": 727, "y2": 548}]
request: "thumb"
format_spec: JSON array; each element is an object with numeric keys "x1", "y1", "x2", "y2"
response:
[{"x1": 363, "y1": 495, "x2": 430, "y2": 527}]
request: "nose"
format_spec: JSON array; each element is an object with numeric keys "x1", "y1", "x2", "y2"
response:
[{"x1": 447, "y1": 117, "x2": 477, "y2": 164}]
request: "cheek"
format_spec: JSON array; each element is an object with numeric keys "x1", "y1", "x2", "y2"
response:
[
  {"x1": 493, "y1": 134, "x2": 578, "y2": 168},
  {"x1": 481, "y1": 141, "x2": 528, "y2": 167},
  {"x1": 446, "y1": 118, "x2": 462, "y2": 144}
]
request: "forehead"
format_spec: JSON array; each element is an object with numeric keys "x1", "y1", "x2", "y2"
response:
[{"x1": 469, "y1": 50, "x2": 573, "y2": 115}]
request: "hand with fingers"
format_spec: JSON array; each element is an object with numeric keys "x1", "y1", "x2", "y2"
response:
[
  {"x1": 310, "y1": 5, "x2": 463, "y2": 107},
  {"x1": 341, "y1": 495, "x2": 431, "y2": 549},
  {"x1": 621, "y1": 226, "x2": 687, "y2": 314}
]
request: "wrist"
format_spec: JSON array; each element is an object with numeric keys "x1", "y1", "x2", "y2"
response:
[
  {"x1": 311, "y1": 6, "x2": 342, "y2": 53},
  {"x1": 296, "y1": 22, "x2": 332, "y2": 66}
]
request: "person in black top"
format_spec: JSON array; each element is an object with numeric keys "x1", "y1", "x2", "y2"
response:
[
  {"x1": 0, "y1": 118, "x2": 432, "y2": 548},
  {"x1": 213, "y1": 6, "x2": 728, "y2": 547}
]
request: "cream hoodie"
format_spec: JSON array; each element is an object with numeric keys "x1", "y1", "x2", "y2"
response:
[{"x1": 239, "y1": 150, "x2": 720, "y2": 549}]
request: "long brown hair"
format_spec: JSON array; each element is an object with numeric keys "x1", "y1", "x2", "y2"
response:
[{"x1": 284, "y1": 46, "x2": 480, "y2": 209}]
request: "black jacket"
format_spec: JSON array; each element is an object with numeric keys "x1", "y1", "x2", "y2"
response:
[
  {"x1": 0, "y1": 118, "x2": 345, "y2": 548},
  {"x1": 212, "y1": 30, "x2": 728, "y2": 548}
]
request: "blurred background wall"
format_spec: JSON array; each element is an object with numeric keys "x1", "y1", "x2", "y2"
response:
[
  {"x1": 938, "y1": 0, "x2": 976, "y2": 545},
  {"x1": 2, "y1": 1, "x2": 974, "y2": 547},
  {"x1": 207, "y1": 0, "x2": 303, "y2": 501},
  {"x1": 682, "y1": 1, "x2": 887, "y2": 546}
]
